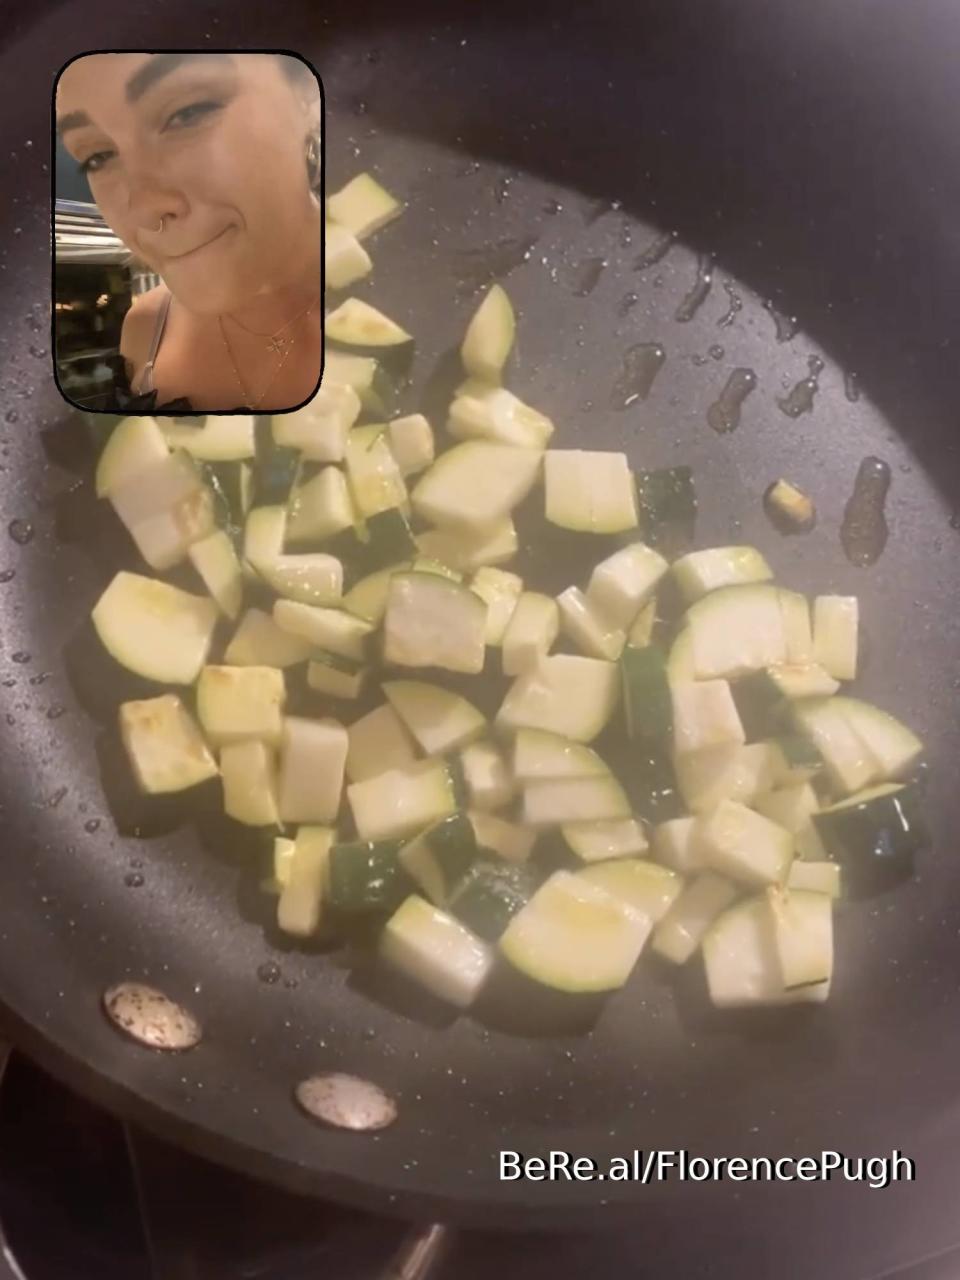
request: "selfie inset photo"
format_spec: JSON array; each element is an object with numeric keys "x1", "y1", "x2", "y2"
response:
[{"x1": 54, "y1": 50, "x2": 323, "y2": 414}]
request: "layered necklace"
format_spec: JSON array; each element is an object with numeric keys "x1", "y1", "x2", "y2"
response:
[{"x1": 218, "y1": 294, "x2": 320, "y2": 410}]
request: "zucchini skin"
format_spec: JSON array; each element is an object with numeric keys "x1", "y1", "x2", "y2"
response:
[
  {"x1": 447, "y1": 860, "x2": 541, "y2": 942},
  {"x1": 253, "y1": 421, "x2": 301, "y2": 506},
  {"x1": 327, "y1": 840, "x2": 412, "y2": 913},
  {"x1": 621, "y1": 644, "x2": 673, "y2": 746},
  {"x1": 813, "y1": 783, "x2": 928, "y2": 892}
]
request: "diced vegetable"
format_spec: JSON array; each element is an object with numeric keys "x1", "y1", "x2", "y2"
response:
[
  {"x1": 586, "y1": 542, "x2": 668, "y2": 629},
  {"x1": 670, "y1": 679, "x2": 745, "y2": 755},
  {"x1": 578, "y1": 857, "x2": 681, "y2": 922},
  {"x1": 123, "y1": 490, "x2": 218, "y2": 572},
  {"x1": 346, "y1": 702, "x2": 418, "y2": 783},
  {"x1": 325, "y1": 222, "x2": 373, "y2": 290},
  {"x1": 674, "y1": 742, "x2": 777, "y2": 813},
  {"x1": 621, "y1": 644, "x2": 673, "y2": 745},
  {"x1": 277, "y1": 827, "x2": 334, "y2": 937},
  {"x1": 766, "y1": 664, "x2": 840, "y2": 700},
  {"x1": 109, "y1": 449, "x2": 201, "y2": 529},
  {"x1": 769, "y1": 733, "x2": 823, "y2": 786},
  {"x1": 342, "y1": 563, "x2": 407, "y2": 624},
  {"x1": 306, "y1": 652, "x2": 367, "y2": 700},
  {"x1": 323, "y1": 350, "x2": 396, "y2": 417},
  {"x1": 666, "y1": 629, "x2": 696, "y2": 686},
  {"x1": 344, "y1": 425, "x2": 408, "y2": 518},
  {"x1": 328, "y1": 839, "x2": 409, "y2": 913},
  {"x1": 243, "y1": 505, "x2": 287, "y2": 574},
  {"x1": 502, "y1": 592, "x2": 559, "y2": 676},
  {"x1": 686, "y1": 584, "x2": 787, "y2": 679},
  {"x1": 702, "y1": 895, "x2": 829, "y2": 1007},
  {"x1": 768, "y1": 888, "x2": 834, "y2": 988},
  {"x1": 399, "y1": 812, "x2": 477, "y2": 905},
  {"x1": 224, "y1": 608, "x2": 314, "y2": 668},
  {"x1": 273, "y1": 836, "x2": 296, "y2": 889},
  {"x1": 412, "y1": 442, "x2": 542, "y2": 529},
  {"x1": 522, "y1": 774, "x2": 631, "y2": 826},
  {"x1": 497, "y1": 653, "x2": 619, "y2": 743},
  {"x1": 627, "y1": 599, "x2": 658, "y2": 648},
  {"x1": 470, "y1": 567, "x2": 523, "y2": 645},
  {"x1": 543, "y1": 449, "x2": 638, "y2": 533},
  {"x1": 95, "y1": 416, "x2": 170, "y2": 497},
  {"x1": 754, "y1": 783, "x2": 826, "y2": 861},
  {"x1": 386, "y1": 414, "x2": 435, "y2": 476},
  {"x1": 778, "y1": 589, "x2": 814, "y2": 665},
  {"x1": 347, "y1": 759, "x2": 456, "y2": 841},
  {"x1": 417, "y1": 515, "x2": 519, "y2": 573},
  {"x1": 561, "y1": 818, "x2": 648, "y2": 863},
  {"x1": 468, "y1": 810, "x2": 538, "y2": 863},
  {"x1": 651, "y1": 872, "x2": 739, "y2": 965},
  {"x1": 813, "y1": 782, "x2": 927, "y2": 884},
  {"x1": 327, "y1": 173, "x2": 402, "y2": 240},
  {"x1": 459, "y1": 740, "x2": 513, "y2": 810},
  {"x1": 460, "y1": 284, "x2": 516, "y2": 383},
  {"x1": 512, "y1": 728, "x2": 607, "y2": 781},
  {"x1": 161, "y1": 414, "x2": 256, "y2": 462},
  {"x1": 447, "y1": 860, "x2": 539, "y2": 942},
  {"x1": 448, "y1": 386, "x2": 553, "y2": 449},
  {"x1": 272, "y1": 386, "x2": 361, "y2": 464},
  {"x1": 196, "y1": 665, "x2": 285, "y2": 747},
  {"x1": 277, "y1": 717, "x2": 348, "y2": 824},
  {"x1": 92, "y1": 572, "x2": 218, "y2": 685},
  {"x1": 118, "y1": 695, "x2": 218, "y2": 794},
  {"x1": 830, "y1": 696, "x2": 923, "y2": 781},
  {"x1": 220, "y1": 740, "x2": 279, "y2": 827},
  {"x1": 812, "y1": 596, "x2": 858, "y2": 681},
  {"x1": 635, "y1": 466, "x2": 697, "y2": 551},
  {"x1": 188, "y1": 529, "x2": 243, "y2": 619},
  {"x1": 383, "y1": 571, "x2": 487, "y2": 675},
  {"x1": 787, "y1": 861, "x2": 841, "y2": 898},
  {"x1": 792, "y1": 698, "x2": 876, "y2": 795},
  {"x1": 326, "y1": 297, "x2": 414, "y2": 358},
  {"x1": 383, "y1": 680, "x2": 486, "y2": 755},
  {"x1": 264, "y1": 554, "x2": 345, "y2": 607},
  {"x1": 652, "y1": 816, "x2": 703, "y2": 875},
  {"x1": 381, "y1": 895, "x2": 493, "y2": 1008},
  {"x1": 556, "y1": 586, "x2": 626, "y2": 660},
  {"x1": 699, "y1": 800, "x2": 793, "y2": 887},
  {"x1": 672, "y1": 546, "x2": 773, "y2": 604},
  {"x1": 253, "y1": 425, "x2": 301, "y2": 506},
  {"x1": 273, "y1": 600, "x2": 372, "y2": 660},
  {"x1": 764, "y1": 479, "x2": 816, "y2": 533},
  {"x1": 287, "y1": 468, "x2": 355, "y2": 544}
]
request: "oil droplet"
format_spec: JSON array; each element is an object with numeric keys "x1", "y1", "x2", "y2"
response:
[
  {"x1": 11, "y1": 652, "x2": 30, "y2": 664},
  {"x1": 28, "y1": 672, "x2": 49, "y2": 686},
  {"x1": 764, "y1": 299, "x2": 799, "y2": 342},
  {"x1": 84, "y1": 818, "x2": 101, "y2": 834},
  {"x1": 4, "y1": 410, "x2": 18, "y2": 425},
  {"x1": 706, "y1": 368, "x2": 757, "y2": 433},
  {"x1": 28, "y1": 345, "x2": 46, "y2": 359},
  {"x1": 543, "y1": 198, "x2": 563, "y2": 215},
  {"x1": 283, "y1": 977, "x2": 298, "y2": 990},
  {"x1": 633, "y1": 230, "x2": 675, "y2": 272},
  {"x1": 611, "y1": 343, "x2": 666, "y2": 408},
  {"x1": 692, "y1": 354, "x2": 709, "y2": 367},
  {"x1": 257, "y1": 960, "x2": 282, "y2": 985},
  {"x1": 494, "y1": 175, "x2": 512, "y2": 204},
  {"x1": 618, "y1": 291, "x2": 639, "y2": 317},
  {"x1": 777, "y1": 356, "x2": 823, "y2": 418},
  {"x1": 844, "y1": 370, "x2": 861, "y2": 403},
  {"x1": 675, "y1": 254, "x2": 714, "y2": 323},
  {"x1": 46, "y1": 705, "x2": 66, "y2": 720},
  {"x1": 841, "y1": 456, "x2": 891, "y2": 567},
  {"x1": 0, "y1": 569, "x2": 14, "y2": 583},
  {"x1": 361, "y1": 1027, "x2": 378, "y2": 1041},
  {"x1": 123, "y1": 872, "x2": 145, "y2": 888},
  {"x1": 716, "y1": 281, "x2": 743, "y2": 328},
  {"x1": 574, "y1": 256, "x2": 606, "y2": 297},
  {"x1": 47, "y1": 787, "x2": 68, "y2": 808},
  {"x1": 8, "y1": 519, "x2": 33, "y2": 546},
  {"x1": 708, "y1": 344, "x2": 725, "y2": 361}
]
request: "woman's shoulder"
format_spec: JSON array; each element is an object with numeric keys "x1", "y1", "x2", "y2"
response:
[{"x1": 119, "y1": 284, "x2": 169, "y2": 385}]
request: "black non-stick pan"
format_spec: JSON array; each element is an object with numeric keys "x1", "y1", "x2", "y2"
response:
[{"x1": 2, "y1": 1, "x2": 960, "y2": 1273}]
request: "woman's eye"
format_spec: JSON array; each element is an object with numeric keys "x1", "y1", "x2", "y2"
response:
[
  {"x1": 78, "y1": 151, "x2": 114, "y2": 175},
  {"x1": 164, "y1": 100, "x2": 223, "y2": 130}
]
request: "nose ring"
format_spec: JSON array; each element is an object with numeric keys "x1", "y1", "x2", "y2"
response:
[{"x1": 157, "y1": 216, "x2": 165, "y2": 233}]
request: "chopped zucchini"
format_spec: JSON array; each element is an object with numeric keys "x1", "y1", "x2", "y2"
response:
[
  {"x1": 95, "y1": 416, "x2": 170, "y2": 497},
  {"x1": 448, "y1": 386, "x2": 553, "y2": 449},
  {"x1": 287, "y1": 468, "x2": 355, "y2": 544},
  {"x1": 502, "y1": 592, "x2": 559, "y2": 676},
  {"x1": 686, "y1": 584, "x2": 787, "y2": 679},
  {"x1": 651, "y1": 872, "x2": 739, "y2": 965},
  {"x1": 346, "y1": 702, "x2": 419, "y2": 784},
  {"x1": 325, "y1": 222, "x2": 373, "y2": 290},
  {"x1": 497, "y1": 654, "x2": 619, "y2": 743},
  {"x1": 118, "y1": 695, "x2": 218, "y2": 794},
  {"x1": 522, "y1": 774, "x2": 631, "y2": 827},
  {"x1": 243, "y1": 505, "x2": 287, "y2": 574},
  {"x1": 344, "y1": 425, "x2": 408, "y2": 518},
  {"x1": 674, "y1": 742, "x2": 777, "y2": 814},
  {"x1": 460, "y1": 284, "x2": 516, "y2": 383},
  {"x1": 779, "y1": 589, "x2": 814, "y2": 665},
  {"x1": 621, "y1": 644, "x2": 673, "y2": 747},
  {"x1": 220, "y1": 739, "x2": 279, "y2": 827},
  {"x1": 273, "y1": 600, "x2": 372, "y2": 660},
  {"x1": 652, "y1": 816, "x2": 703, "y2": 875},
  {"x1": 813, "y1": 782, "x2": 927, "y2": 884},
  {"x1": 468, "y1": 810, "x2": 538, "y2": 863},
  {"x1": 328, "y1": 839, "x2": 409, "y2": 913},
  {"x1": 123, "y1": 489, "x2": 218, "y2": 572},
  {"x1": 766, "y1": 663, "x2": 840, "y2": 700},
  {"x1": 277, "y1": 716, "x2": 348, "y2": 824},
  {"x1": 263, "y1": 554, "x2": 344, "y2": 607},
  {"x1": 108, "y1": 447, "x2": 201, "y2": 529},
  {"x1": 562, "y1": 818, "x2": 648, "y2": 862},
  {"x1": 353, "y1": 508, "x2": 418, "y2": 573},
  {"x1": 383, "y1": 571, "x2": 487, "y2": 675},
  {"x1": 273, "y1": 836, "x2": 296, "y2": 889},
  {"x1": 386, "y1": 414, "x2": 435, "y2": 476},
  {"x1": 557, "y1": 586, "x2": 626, "y2": 661},
  {"x1": 671, "y1": 546, "x2": 772, "y2": 604},
  {"x1": 412, "y1": 442, "x2": 542, "y2": 530},
  {"x1": 306, "y1": 652, "x2": 367, "y2": 700},
  {"x1": 702, "y1": 895, "x2": 829, "y2": 1008},
  {"x1": 383, "y1": 680, "x2": 486, "y2": 755},
  {"x1": 665, "y1": 629, "x2": 696, "y2": 686},
  {"x1": 635, "y1": 466, "x2": 697, "y2": 552},
  {"x1": 196, "y1": 665, "x2": 286, "y2": 747},
  {"x1": 543, "y1": 449, "x2": 638, "y2": 533},
  {"x1": 459, "y1": 740, "x2": 513, "y2": 810},
  {"x1": 399, "y1": 811, "x2": 478, "y2": 904},
  {"x1": 764, "y1": 479, "x2": 816, "y2": 533},
  {"x1": 342, "y1": 563, "x2": 407, "y2": 624},
  {"x1": 322, "y1": 349, "x2": 389, "y2": 410},
  {"x1": 326, "y1": 297, "x2": 414, "y2": 366},
  {"x1": 769, "y1": 733, "x2": 824, "y2": 786},
  {"x1": 512, "y1": 728, "x2": 607, "y2": 781},
  {"x1": 831, "y1": 696, "x2": 923, "y2": 781},
  {"x1": 577, "y1": 859, "x2": 682, "y2": 929},
  {"x1": 224, "y1": 608, "x2": 314, "y2": 668},
  {"x1": 699, "y1": 799, "x2": 793, "y2": 887},
  {"x1": 327, "y1": 173, "x2": 402, "y2": 240},
  {"x1": 417, "y1": 515, "x2": 519, "y2": 573},
  {"x1": 447, "y1": 859, "x2": 540, "y2": 942},
  {"x1": 586, "y1": 542, "x2": 668, "y2": 630},
  {"x1": 273, "y1": 385, "x2": 362, "y2": 462},
  {"x1": 627, "y1": 599, "x2": 658, "y2": 648},
  {"x1": 754, "y1": 782, "x2": 827, "y2": 861},
  {"x1": 671, "y1": 679, "x2": 745, "y2": 755},
  {"x1": 277, "y1": 826, "x2": 335, "y2": 937},
  {"x1": 812, "y1": 596, "x2": 858, "y2": 681},
  {"x1": 787, "y1": 860, "x2": 841, "y2": 898},
  {"x1": 161, "y1": 414, "x2": 256, "y2": 462},
  {"x1": 470, "y1": 567, "x2": 523, "y2": 645},
  {"x1": 347, "y1": 759, "x2": 456, "y2": 841},
  {"x1": 92, "y1": 572, "x2": 218, "y2": 685},
  {"x1": 792, "y1": 698, "x2": 877, "y2": 795},
  {"x1": 381, "y1": 894, "x2": 493, "y2": 1008},
  {"x1": 768, "y1": 887, "x2": 834, "y2": 989},
  {"x1": 188, "y1": 529, "x2": 243, "y2": 619}
]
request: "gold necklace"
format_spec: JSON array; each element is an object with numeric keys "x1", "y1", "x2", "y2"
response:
[
  {"x1": 217, "y1": 299, "x2": 317, "y2": 409},
  {"x1": 223, "y1": 295, "x2": 320, "y2": 357}
]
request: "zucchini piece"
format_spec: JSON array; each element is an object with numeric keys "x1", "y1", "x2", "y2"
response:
[
  {"x1": 344, "y1": 425, "x2": 408, "y2": 518},
  {"x1": 460, "y1": 284, "x2": 516, "y2": 384},
  {"x1": 562, "y1": 818, "x2": 649, "y2": 863},
  {"x1": 287, "y1": 467, "x2": 355, "y2": 544},
  {"x1": 386, "y1": 414, "x2": 435, "y2": 477},
  {"x1": 730, "y1": 670, "x2": 790, "y2": 741},
  {"x1": 754, "y1": 782, "x2": 827, "y2": 861},
  {"x1": 468, "y1": 810, "x2": 538, "y2": 863},
  {"x1": 699, "y1": 799, "x2": 793, "y2": 887},
  {"x1": 277, "y1": 826, "x2": 334, "y2": 937},
  {"x1": 107, "y1": 448, "x2": 202, "y2": 526},
  {"x1": 792, "y1": 698, "x2": 877, "y2": 795},
  {"x1": 95, "y1": 416, "x2": 170, "y2": 497},
  {"x1": 353, "y1": 508, "x2": 418, "y2": 573},
  {"x1": 512, "y1": 728, "x2": 607, "y2": 781},
  {"x1": 412, "y1": 442, "x2": 542, "y2": 530},
  {"x1": 501, "y1": 592, "x2": 559, "y2": 675},
  {"x1": 812, "y1": 595, "x2": 858, "y2": 681},
  {"x1": 383, "y1": 571, "x2": 487, "y2": 675},
  {"x1": 92, "y1": 572, "x2": 218, "y2": 686},
  {"x1": 448, "y1": 386, "x2": 553, "y2": 450},
  {"x1": 221, "y1": 739, "x2": 279, "y2": 827},
  {"x1": 702, "y1": 895, "x2": 829, "y2": 1008},
  {"x1": 470, "y1": 567, "x2": 523, "y2": 645},
  {"x1": 813, "y1": 782, "x2": 927, "y2": 884},
  {"x1": 346, "y1": 702, "x2": 419, "y2": 784},
  {"x1": 674, "y1": 742, "x2": 777, "y2": 814},
  {"x1": 188, "y1": 529, "x2": 243, "y2": 619},
  {"x1": 243, "y1": 505, "x2": 287, "y2": 574},
  {"x1": 769, "y1": 733, "x2": 824, "y2": 786},
  {"x1": 253, "y1": 423, "x2": 301, "y2": 503},
  {"x1": 399, "y1": 811, "x2": 478, "y2": 905},
  {"x1": 224, "y1": 608, "x2": 313, "y2": 668},
  {"x1": 499, "y1": 871, "x2": 649, "y2": 993},
  {"x1": 556, "y1": 587, "x2": 626, "y2": 660},
  {"x1": 342, "y1": 563, "x2": 407, "y2": 624},
  {"x1": 577, "y1": 859, "x2": 682, "y2": 928},
  {"x1": 122, "y1": 489, "x2": 217, "y2": 573},
  {"x1": 671, "y1": 546, "x2": 772, "y2": 604},
  {"x1": 410, "y1": 557, "x2": 464, "y2": 582},
  {"x1": 323, "y1": 350, "x2": 397, "y2": 418},
  {"x1": 328, "y1": 839, "x2": 409, "y2": 913},
  {"x1": 651, "y1": 872, "x2": 739, "y2": 965},
  {"x1": 118, "y1": 695, "x2": 218, "y2": 794},
  {"x1": 196, "y1": 665, "x2": 285, "y2": 748},
  {"x1": 161, "y1": 414, "x2": 256, "y2": 462},
  {"x1": 671, "y1": 679, "x2": 745, "y2": 755},
  {"x1": 417, "y1": 515, "x2": 519, "y2": 573},
  {"x1": 765, "y1": 479, "x2": 816, "y2": 533},
  {"x1": 273, "y1": 600, "x2": 372, "y2": 660},
  {"x1": 447, "y1": 859, "x2": 539, "y2": 942},
  {"x1": 347, "y1": 759, "x2": 456, "y2": 841},
  {"x1": 262, "y1": 554, "x2": 344, "y2": 607},
  {"x1": 768, "y1": 887, "x2": 834, "y2": 989},
  {"x1": 634, "y1": 466, "x2": 697, "y2": 552},
  {"x1": 383, "y1": 680, "x2": 486, "y2": 755},
  {"x1": 306, "y1": 651, "x2": 367, "y2": 700},
  {"x1": 496, "y1": 654, "x2": 619, "y2": 744},
  {"x1": 665, "y1": 629, "x2": 696, "y2": 686},
  {"x1": 326, "y1": 297, "x2": 414, "y2": 367},
  {"x1": 686, "y1": 583, "x2": 787, "y2": 679},
  {"x1": 324, "y1": 222, "x2": 372, "y2": 290},
  {"x1": 629, "y1": 748, "x2": 685, "y2": 825},
  {"x1": 830, "y1": 696, "x2": 923, "y2": 781},
  {"x1": 381, "y1": 894, "x2": 493, "y2": 1007},
  {"x1": 586, "y1": 543, "x2": 668, "y2": 630},
  {"x1": 767, "y1": 663, "x2": 840, "y2": 700},
  {"x1": 627, "y1": 599, "x2": 657, "y2": 648},
  {"x1": 652, "y1": 816, "x2": 703, "y2": 875},
  {"x1": 273, "y1": 836, "x2": 296, "y2": 889},
  {"x1": 621, "y1": 645, "x2": 673, "y2": 745},
  {"x1": 544, "y1": 449, "x2": 638, "y2": 534},
  {"x1": 327, "y1": 173, "x2": 402, "y2": 241},
  {"x1": 779, "y1": 589, "x2": 814, "y2": 665},
  {"x1": 787, "y1": 860, "x2": 841, "y2": 897},
  {"x1": 522, "y1": 775, "x2": 630, "y2": 827},
  {"x1": 459, "y1": 740, "x2": 513, "y2": 811},
  {"x1": 277, "y1": 716, "x2": 348, "y2": 824}
]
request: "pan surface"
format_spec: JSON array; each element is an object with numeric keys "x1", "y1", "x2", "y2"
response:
[{"x1": 1, "y1": 0, "x2": 960, "y2": 1263}]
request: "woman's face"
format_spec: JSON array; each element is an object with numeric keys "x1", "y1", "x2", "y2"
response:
[{"x1": 56, "y1": 53, "x2": 321, "y2": 315}]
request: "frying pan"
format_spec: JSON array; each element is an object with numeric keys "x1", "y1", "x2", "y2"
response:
[{"x1": 2, "y1": 0, "x2": 960, "y2": 1273}]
